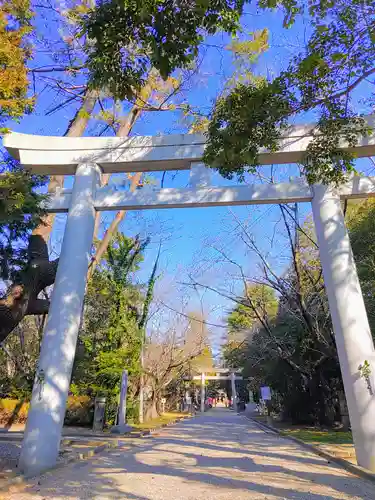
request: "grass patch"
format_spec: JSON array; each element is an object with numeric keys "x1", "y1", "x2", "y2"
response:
[
  {"x1": 133, "y1": 412, "x2": 188, "y2": 430},
  {"x1": 250, "y1": 414, "x2": 352, "y2": 445},
  {"x1": 281, "y1": 428, "x2": 353, "y2": 445}
]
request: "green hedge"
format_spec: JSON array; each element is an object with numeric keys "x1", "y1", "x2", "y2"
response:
[{"x1": 0, "y1": 396, "x2": 94, "y2": 427}]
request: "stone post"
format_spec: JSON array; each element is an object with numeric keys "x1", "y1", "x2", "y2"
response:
[
  {"x1": 111, "y1": 370, "x2": 133, "y2": 434},
  {"x1": 118, "y1": 370, "x2": 128, "y2": 426},
  {"x1": 93, "y1": 397, "x2": 106, "y2": 432}
]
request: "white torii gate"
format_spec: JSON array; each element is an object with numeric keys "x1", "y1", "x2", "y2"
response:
[
  {"x1": 188, "y1": 368, "x2": 243, "y2": 413},
  {"x1": 4, "y1": 116, "x2": 375, "y2": 474}
]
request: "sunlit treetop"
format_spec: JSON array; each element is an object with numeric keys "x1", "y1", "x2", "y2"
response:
[{"x1": 0, "y1": 0, "x2": 34, "y2": 131}]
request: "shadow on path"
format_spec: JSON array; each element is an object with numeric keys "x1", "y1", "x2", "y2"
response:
[{"x1": 11, "y1": 409, "x2": 375, "y2": 500}]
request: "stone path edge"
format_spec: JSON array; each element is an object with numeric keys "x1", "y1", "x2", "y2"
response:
[
  {"x1": 0, "y1": 413, "x2": 194, "y2": 497},
  {"x1": 245, "y1": 415, "x2": 375, "y2": 485}
]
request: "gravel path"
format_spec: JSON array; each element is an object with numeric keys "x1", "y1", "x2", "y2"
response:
[
  {"x1": 4, "y1": 409, "x2": 375, "y2": 499},
  {"x1": 0, "y1": 441, "x2": 21, "y2": 478}
]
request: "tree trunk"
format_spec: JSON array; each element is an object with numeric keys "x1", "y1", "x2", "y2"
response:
[
  {"x1": 88, "y1": 171, "x2": 142, "y2": 279},
  {"x1": 88, "y1": 68, "x2": 168, "y2": 262},
  {"x1": 145, "y1": 390, "x2": 160, "y2": 421},
  {"x1": 0, "y1": 236, "x2": 58, "y2": 342},
  {"x1": 1, "y1": 71, "x2": 162, "y2": 340},
  {"x1": 0, "y1": 90, "x2": 97, "y2": 343},
  {"x1": 90, "y1": 103, "x2": 143, "y2": 245},
  {"x1": 34, "y1": 89, "x2": 98, "y2": 242}
]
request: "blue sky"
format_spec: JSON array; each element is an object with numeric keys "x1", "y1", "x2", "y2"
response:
[{"x1": 6, "y1": 4, "x2": 373, "y2": 356}]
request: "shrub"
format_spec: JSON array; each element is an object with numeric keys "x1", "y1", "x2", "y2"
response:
[
  {"x1": 0, "y1": 399, "x2": 29, "y2": 424},
  {"x1": 64, "y1": 395, "x2": 94, "y2": 427},
  {"x1": 0, "y1": 396, "x2": 94, "y2": 427}
]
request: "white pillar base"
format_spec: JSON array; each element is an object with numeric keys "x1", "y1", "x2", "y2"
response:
[
  {"x1": 312, "y1": 183, "x2": 375, "y2": 471},
  {"x1": 18, "y1": 163, "x2": 101, "y2": 477}
]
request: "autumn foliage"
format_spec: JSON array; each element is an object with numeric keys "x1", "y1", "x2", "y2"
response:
[{"x1": 0, "y1": 0, "x2": 33, "y2": 128}]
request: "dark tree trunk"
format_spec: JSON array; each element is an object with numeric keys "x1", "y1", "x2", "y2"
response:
[
  {"x1": 145, "y1": 389, "x2": 161, "y2": 421},
  {"x1": 0, "y1": 235, "x2": 58, "y2": 343},
  {"x1": 0, "y1": 90, "x2": 98, "y2": 344}
]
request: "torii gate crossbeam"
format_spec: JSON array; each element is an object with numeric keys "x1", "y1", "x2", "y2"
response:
[{"x1": 4, "y1": 120, "x2": 375, "y2": 475}]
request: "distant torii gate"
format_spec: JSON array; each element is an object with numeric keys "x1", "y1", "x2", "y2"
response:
[
  {"x1": 5, "y1": 116, "x2": 375, "y2": 474},
  {"x1": 190, "y1": 368, "x2": 243, "y2": 413}
]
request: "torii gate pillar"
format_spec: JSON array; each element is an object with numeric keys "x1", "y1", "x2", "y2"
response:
[
  {"x1": 18, "y1": 163, "x2": 101, "y2": 476},
  {"x1": 312, "y1": 183, "x2": 375, "y2": 471}
]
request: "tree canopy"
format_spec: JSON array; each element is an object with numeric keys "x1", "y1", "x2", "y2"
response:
[
  {"x1": 0, "y1": 0, "x2": 34, "y2": 130},
  {"x1": 82, "y1": 0, "x2": 247, "y2": 100},
  {"x1": 0, "y1": 1, "x2": 46, "y2": 294},
  {"x1": 0, "y1": 0, "x2": 254, "y2": 342},
  {"x1": 4, "y1": 0, "x2": 375, "y2": 431},
  {"x1": 204, "y1": 0, "x2": 375, "y2": 184},
  {"x1": 222, "y1": 198, "x2": 375, "y2": 425},
  {"x1": 73, "y1": 234, "x2": 149, "y2": 422},
  {"x1": 0, "y1": 159, "x2": 46, "y2": 285}
]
